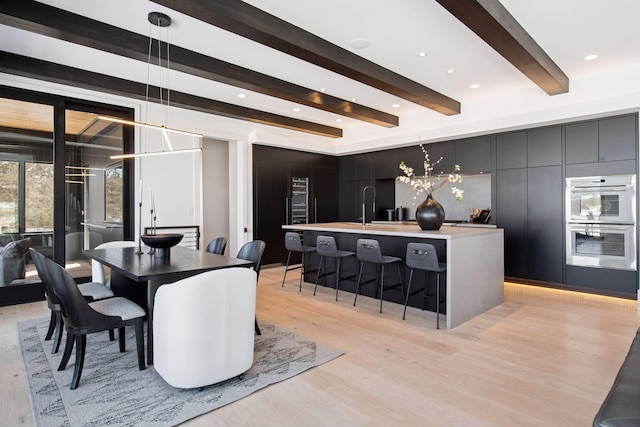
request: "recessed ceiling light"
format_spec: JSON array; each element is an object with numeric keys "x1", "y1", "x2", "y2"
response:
[
  {"x1": 293, "y1": 107, "x2": 300, "y2": 112},
  {"x1": 418, "y1": 52, "x2": 427, "y2": 57},
  {"x1": 351, "y1": 98, "x2": 357, "y2": 102},
  {"x1": 349, "y1": 38, "x2": 371, "y2": 49},
  {"x1": 336, "y1": 118, "x2": 343, "y2": 122},
  {"x1": 237, "y1": 93, "x2": 246, "y2": 98},
  {"x1": 447, "y1": 69, "x2": 455, "y2": 74},
  {"x1": 392, "y1": 104, "x2": 400, "y2": 108},
  {"x1": 319, "y1": 88, "x2": 326, "y2": 92},
  {"x1": 470, "y1": 83, "x2": 480, "y2": 89},
  {"x1": 584, "y1": 54, "x2": 598, "y2": 61}
]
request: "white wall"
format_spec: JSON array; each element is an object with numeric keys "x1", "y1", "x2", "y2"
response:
[{"x1": 202, "y1": 137, "x2": 229, "y2": 252}]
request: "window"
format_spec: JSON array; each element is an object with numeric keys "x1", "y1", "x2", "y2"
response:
[
  {"x1": 25, "y1": 162, "x2": 54, "y2": 232},
  {"x1": 0, "y1": 161, "x2": 19, "y2": 233},
  {"x1": 105, "y1": 162, "x2": 123, "y2": 222}
]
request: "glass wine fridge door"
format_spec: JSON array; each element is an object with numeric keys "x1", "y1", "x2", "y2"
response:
[
  {"x1": 290, "y1": 177, "x2": 309, "y2": 224},
  {"x1": 566, "y1": 223, "x2": 636, "y2": 270}
]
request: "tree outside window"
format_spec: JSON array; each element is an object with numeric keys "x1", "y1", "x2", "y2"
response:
[
  {"x1": 105, "y1": 162, "x2": 123, "y2": 222},
  {"x1": 25, "y1": 162, "x2": 53, "y2": 232},
  {"x1": 0, "y1": 161, "x2": 18, "y2": 233}
]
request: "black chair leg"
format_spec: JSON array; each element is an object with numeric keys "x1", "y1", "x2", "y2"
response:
[
  {"x1": 70, "y1": 334, "x2": 86, "y2": 390},
  {"x1": 403, "y1": 269, "x2": 414, "y2": 320},
  {"x1": 109, "y1": 330, "x2": 115, "y2": 341},
  {"x1": 52, "y1": 311, "x2": 64, "y2": 354},
  {"x1": 353, "y1": 261, "x2": 364, "y2": 306},
  {"x1": 118, "y1": 327, "x2": 126, "y2": 352},
  {"x1": 314, "y1": 257, "x2": 324, "y2": 296},
  {"x1": 281, "y1": 250, "x2": 291, "y2": 287},
  {"x1": 135, "y1": 320, "x2": 145, "y2": 370},
  {"x1": 335, "y1": 258, "x2": 341, "y2": 301},
  {"x1": 255, "y1": 318, "x2": 261, "y2": 335},
  {"x1": 298, "y1": 252, "x2": 304, "y2": 292},
  {"x1": 379, "y1": 265, "x2": 385, "y2": 313},
  {"x1": 436, "y1": 274, "x2": 441, "y2": 330},
  {"x1": 45, "y1": 311, "x2": 56, "y2": 340},
  {"x1": 58, "y1": 332, "x2": 74, "y2": 371},
  {"x1": 397, "y1": 263, "x2": 405, "y2": 302}
]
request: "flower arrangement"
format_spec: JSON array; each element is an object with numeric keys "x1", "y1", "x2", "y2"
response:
[{"x1": 397, "y1": 144, "x2": 464, "y2": 200}]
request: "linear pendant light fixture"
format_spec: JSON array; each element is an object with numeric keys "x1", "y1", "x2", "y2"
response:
[{"x1": 109, "y1": 11, "x2": 202, "y2": 160}]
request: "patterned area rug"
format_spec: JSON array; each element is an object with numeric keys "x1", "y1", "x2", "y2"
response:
[{"x1": 19, "y1": 317, "x2": 343, "y2": 427}]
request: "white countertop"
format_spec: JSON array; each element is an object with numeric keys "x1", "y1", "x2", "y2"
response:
[{"x1": 283, "y1": 222, "x2": 501, "y2": 240}]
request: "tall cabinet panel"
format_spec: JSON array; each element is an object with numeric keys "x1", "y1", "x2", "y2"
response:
[
  {"x1": 527, "y1": 166, "x2": 563, "y2": 283},
  {"x1": 253, "y1": 145, "x2": 338, "y2": 265},
  {"x1": 254, "y1": 160, "x2": 288, "y2": 264},
  {"x1": 312, "y1": 166, "x2": 338, "y2": 223},
  {"x1": 496, "y1": 168, "x2": 528, "y2": 278}
]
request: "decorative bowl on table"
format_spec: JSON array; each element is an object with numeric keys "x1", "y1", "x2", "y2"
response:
[{"x1": 141, "y1": 233, "x2": 183, "y2": 258}]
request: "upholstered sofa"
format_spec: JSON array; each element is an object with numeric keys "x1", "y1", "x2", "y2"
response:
[
  {"x1": 0, "y1": 238, "x2": 31, "y2": 286},
  {"x1": 153, "y1": 267, "x2": 257, "y2": 389},
  {"x1": 593, "y1": 327, "x2": 640, "y2": 426}
]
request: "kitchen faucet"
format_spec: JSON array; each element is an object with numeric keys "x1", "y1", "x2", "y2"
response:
[{"x1": 362, "y1": 186, "x2": 376, "y2": 226}]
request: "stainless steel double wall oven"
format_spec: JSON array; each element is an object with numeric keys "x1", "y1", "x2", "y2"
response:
[{"x1": 566, "y1": 174, "x2": 637, "y2": 271}]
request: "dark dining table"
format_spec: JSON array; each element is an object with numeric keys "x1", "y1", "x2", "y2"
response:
[{"x1": 83, "y1": 245, "x2": 254, "y2": 365}]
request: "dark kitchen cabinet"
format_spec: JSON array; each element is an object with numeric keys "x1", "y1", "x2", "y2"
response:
[
  {"x1": 527, "y1": 166, "x2": 563, "y2": 283},
  {"x1": 495, "y1": 127, "x2": 563, "y2": 283},
  {"x1": 496, "y1": 168, "x2": 528, "y2": 278},
  {"x1": 527, "y1": 126, "x2": 562, "y2": 167},
  {"x1": 598, "y1": 115, "x2": 637, "y2": 162},
  {"x1": 566, "y1": 115, "x2": 637, "y2": 165},
  {"x1": 254, "y1": 159, "x2": 289, "y2": 265},
  {"x1": 424, "y1": 141, "x2": 456, "y2": 174},
  {"x1": 566, "y1": 120, "x2": 598, "y2": 164},
  {"x1": 374, "y1": 148, "x2": 402, "y2": 179},
  {"x1": 496, "y1": 131, "x2": 527, "y2": 169},
  {"x1": 311, "y1": 166, "x2": 338, "y2": 223},
  {"x1": 455, "y1": 136, "x2": 491, "y2": 173},
  {"x1": 339, "y1": 180, "x2": 356, "y2": 221},
  {"x1": 253, "y1": 146, "x2": 338, "y2": 265},
  {"x1": 355, "y1": 152, "x2": 374, "y2": 180}
]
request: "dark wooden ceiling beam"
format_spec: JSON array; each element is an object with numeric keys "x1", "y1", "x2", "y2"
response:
[
  {"x1": 0, "y1": 52, "x2": 342, "y2": 138},
  {"x1": 150, "y1": 0, "x2": 461, "y2": 116},
  {"x1": 0, "y1": 0, "x2": 395, "y2": 128},
  {"x1": 435, "y1": 0, "x2": 569, "y2": 95}
]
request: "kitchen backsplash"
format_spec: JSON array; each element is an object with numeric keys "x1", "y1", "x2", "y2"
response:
[{"x1": 394, "y1": 173, "x2": 491, "y2": 221}]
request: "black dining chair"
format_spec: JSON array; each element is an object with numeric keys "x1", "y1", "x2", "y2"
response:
[
  {"x1": 236, "y1": 240, "x2": 266, "y2": 335},
  {"x1": 35, "y1": 250, "x2": 146, "y2": 389},
  {"x1": 205, "y1": 237, "x2": 227, "y2": 255},
  {"x1": 30, "y1": 248, "x2": 115, "y2": 354}
]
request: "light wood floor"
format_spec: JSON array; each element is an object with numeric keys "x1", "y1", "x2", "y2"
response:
[{"x1": 2, "y1": 266, "x2": 639, "y2": 426}]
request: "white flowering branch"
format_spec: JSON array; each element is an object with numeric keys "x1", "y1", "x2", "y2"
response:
[{"x1": 397, "y1": 144, "x2": 464, "y2": 200}]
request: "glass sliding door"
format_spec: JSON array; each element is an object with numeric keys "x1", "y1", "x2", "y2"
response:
[
  {"x1": 0, "y1": 97, "x2": 54, "y2": 287},
  {"x1": 0, "y1": 87, "x2": 134, "y2": 305},
  {"x1": 64, "y1": 109, "x2": 125, "y2": 265}
]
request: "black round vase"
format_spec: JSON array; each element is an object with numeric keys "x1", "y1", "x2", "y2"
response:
[{"x1": 415, "y1": 194, "x2": 445, "y2": 230}]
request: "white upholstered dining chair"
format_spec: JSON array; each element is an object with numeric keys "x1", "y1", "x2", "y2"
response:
[{"x1": 152, "y1": 267, "x2": 257, "y2": 389}]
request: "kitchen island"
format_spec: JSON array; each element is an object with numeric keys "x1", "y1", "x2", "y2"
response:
[{"x1": 283, "y1": 222, "x2": 504, "y2": 329}]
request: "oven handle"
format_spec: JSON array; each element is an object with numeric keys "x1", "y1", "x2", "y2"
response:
[
  {"x1": 569, "y1": 224, "x2": 634, "y2": 232},
  {"x1": 570, "y1": 186, "x2": 631, "y2": 192}
]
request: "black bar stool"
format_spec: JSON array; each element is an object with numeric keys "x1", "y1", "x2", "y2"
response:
[
  {"x1": 282, "y1": 232, "x2": 317, "y2": 291},
  {"x1": 403, "y1": 242, "x2": 446, "y2": 329},
  {"x1": 314, "y1": 235, "x2": 356, "y2": 301},
  {"x1": 353, "y1": 238, "x2": 404, "y2": 313}
]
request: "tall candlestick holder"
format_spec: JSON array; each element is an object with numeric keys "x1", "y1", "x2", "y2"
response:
[
  {"x1": 148, "y1": 208, "x2": 155, "y2": 255},
  {"x1": 136, "y1": 201, "x2": 144, "y2": 255}
]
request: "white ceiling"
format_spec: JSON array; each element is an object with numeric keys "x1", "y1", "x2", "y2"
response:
[{"x1": 1, "y1": 0, "x2": 639, "y2": 154}]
